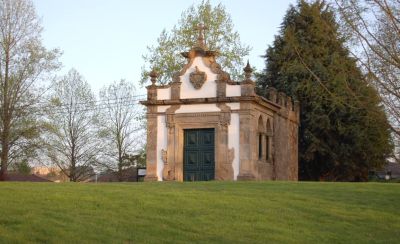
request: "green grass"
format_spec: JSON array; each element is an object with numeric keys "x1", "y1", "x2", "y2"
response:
[{"x1": 0, "y1": 181, "x2": 399, "y2": 243}]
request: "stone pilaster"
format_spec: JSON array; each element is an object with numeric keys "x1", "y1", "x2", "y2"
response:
[
  {"x1": 240, "y1": 81, "x2": 255, "y2": 97},
  {"x1": 215, "y1": 103, "x2": 233, "y2": 180},
  {"x1": 215, "y1": 124, "x2": 229, "y2": 180},
  {"x1": 144, "y1": 112, "x2": 158, "y2": 181},
  {"x1": 171, "y1": 81, "x2": 181, "y2": 100},
  {"x1": 147, "y1": 85, "x2": 157, "y2": 101},
  {"x1": 163, "y1": 105, "x2": 180, "y2": 181},
  {"x1": 162, "y1": 124, "x2": 176, "y2": 180},
  {"x1": 216, "y1": 80, "x2": 226, "y2": 98},
  {"x1": 237, "y1": 105, "x2": 256, "y2": 180}
]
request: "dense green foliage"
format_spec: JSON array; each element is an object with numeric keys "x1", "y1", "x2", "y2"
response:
[
  {"x1": 140, "y1": 0, "x2": 251, "y2": 85},
  {"x1": 257, "y1": 0, "x2": 393, "y2": 181},
  {"x1": 0, "y1": 182, "x2": 399, "y2": 243}
]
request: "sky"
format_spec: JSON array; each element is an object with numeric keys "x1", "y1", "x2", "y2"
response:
[{"x1": 32, "y1": 0, "x2": 297, "y2": 94}]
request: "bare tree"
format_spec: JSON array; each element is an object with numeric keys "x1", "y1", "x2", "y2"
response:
[
  {"x1": 98, "y1": 80, "x2": 145, "y2": 181},
  {"x1": 334, "y1": 0, "x2": 400, "y2": 161},
  {"x1": 45, "y1": 69, "x2": 100, "y2": 182},
  {"x1": 0, "y1": 0, "x2": 60, "y2": 180}
]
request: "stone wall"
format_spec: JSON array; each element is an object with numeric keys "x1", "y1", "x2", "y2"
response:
[{"x1": 272, "y1": 97, "x2": 299, "y2": 181}]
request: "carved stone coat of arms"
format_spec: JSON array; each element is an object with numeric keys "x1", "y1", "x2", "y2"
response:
[{"x1": 189, "y1": 66, "x2": 207, "y2": 89}]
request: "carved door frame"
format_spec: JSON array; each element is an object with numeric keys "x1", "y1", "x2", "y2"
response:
[{"x1": 165, "y1": 113, "x2": 234, "y2": 181}]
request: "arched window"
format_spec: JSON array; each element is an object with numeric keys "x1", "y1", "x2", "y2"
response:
[
  {"x1": 258, "y1": 116, "x2": 264, "y2": 160},
  {"x1": 266, "y1": 136, "x2": 270, "y2": 160},
  {"x1": 259, "y1": 134, "x2": 263, "y2": 159},
  {"x1": 266, "y1": 119, "x2": 272, "y2": 161}
]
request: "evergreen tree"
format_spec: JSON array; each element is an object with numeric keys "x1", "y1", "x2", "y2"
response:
[{"x1": 257, "y1": 0, "x2": 392, "y2": 181}]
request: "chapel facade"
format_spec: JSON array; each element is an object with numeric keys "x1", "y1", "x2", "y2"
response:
[{"x1": 140, "y1": 27, "x2": 299, "y2": 181}]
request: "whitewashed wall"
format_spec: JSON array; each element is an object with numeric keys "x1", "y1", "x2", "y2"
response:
[
  {"x1": 226, "y1": 85, "x2": 241, "y2": 97},
  {"x1": 175, "y1": 104, "x2": 220, "y2": 113},
  {"x1": 157, "y1": 105, "x2": 171, "y2": 113},
  {"x1": 157, "y1": 87, "x2": 171, "y2": 100},
  {"x1": 228, "y1": 113, "x2": 240, "y2": 180},
  {"x1": 180, "y1": 57, "x2": 218, "y2": 99},
  {"x1": 226, "y1": 102, "x2": 240, "y2": 110}
]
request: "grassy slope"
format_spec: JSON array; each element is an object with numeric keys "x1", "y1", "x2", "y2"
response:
[{"x1": 0, "y1": 181, "x2": 399, "y2": 243}]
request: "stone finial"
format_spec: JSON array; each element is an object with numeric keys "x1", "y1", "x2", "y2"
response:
[
  {"x1": 278, "y1": 92, "x2": 286, "y2": 106},
  {"x1": 149, "y1": 69, "x2": 158, "y2": 86},
  {"x1": 242, "y1": 60, "x2": 254, "y2": 85},
  {"x1": 266, "y1": 87, "x2": 277, "y2": 102},
  {"x1": 195, "y1": 23, "x2": 208, "y2": 48},
  {"x1": 287, "y1": 96, "x2": 293, "y2": 110},
  {"x1": 147, "y1": 69, "x2": 158, "y2": 101},
  {"x1": 294, "y1": 100, "x2": 300, "y2": 112},
  {"x1": 244, "y1": 60, "x2": 253, "y2": 79},
  {"x1": 241, "y1": 60, "x2": 255, "y2": 95}
]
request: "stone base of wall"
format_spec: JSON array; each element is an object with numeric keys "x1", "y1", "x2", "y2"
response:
[
  {"x1": 237, "y1": 173, "x2": 256, "y2": 180},
  {"x1": 144, "y1": 175, "x2": 158, "y2": 181}
]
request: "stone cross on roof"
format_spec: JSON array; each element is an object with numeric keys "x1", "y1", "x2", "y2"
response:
[{"x1": 196, "y1": 23, "x2": 208, "y2": 48}]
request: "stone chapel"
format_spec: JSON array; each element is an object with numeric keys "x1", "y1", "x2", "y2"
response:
[{"x1": 140, "y1": 26, "x2": 299, "y2": 181}]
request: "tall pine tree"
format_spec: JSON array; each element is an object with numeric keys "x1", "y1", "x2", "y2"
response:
[{"x1": 257, "y1": 0, "x2": 392, "y2": 181}]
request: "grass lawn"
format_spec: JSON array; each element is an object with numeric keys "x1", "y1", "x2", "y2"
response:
[{"x1": 0, "y1": 181, "x2": 399, "y2": 243}]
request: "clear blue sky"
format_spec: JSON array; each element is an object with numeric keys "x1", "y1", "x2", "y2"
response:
[{"x1": 32, "y1": 0, "x2": 296, "y2": 93}]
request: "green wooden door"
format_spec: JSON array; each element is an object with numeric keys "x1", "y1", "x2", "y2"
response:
[{"x1": 183, "y1": 128, "x2": 215, "y2": 181}]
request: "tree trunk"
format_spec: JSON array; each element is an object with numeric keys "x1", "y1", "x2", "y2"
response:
[
  {"x1": 117, "y1": 133, "x2": 123, "y2": 182},
  {"x1": 118, "y1": 157, "x2": 123, "y2": 182},
  {"x1": 0, "y1": 50, "x2": 10, "y2": 182},
  {"x1": 70, "y1": 157, "x2": 76, "y2": 182},
  {"x1": 0, "y1": 123, "x2": 10, "y2": 181},
  {"x1": 70, "y1": 163, "x2": 76, "y2": 182}
]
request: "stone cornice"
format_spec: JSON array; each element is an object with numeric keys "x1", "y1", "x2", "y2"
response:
[{"x1": 140, "y1": 94, "x2": 281, "y2": 110}]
